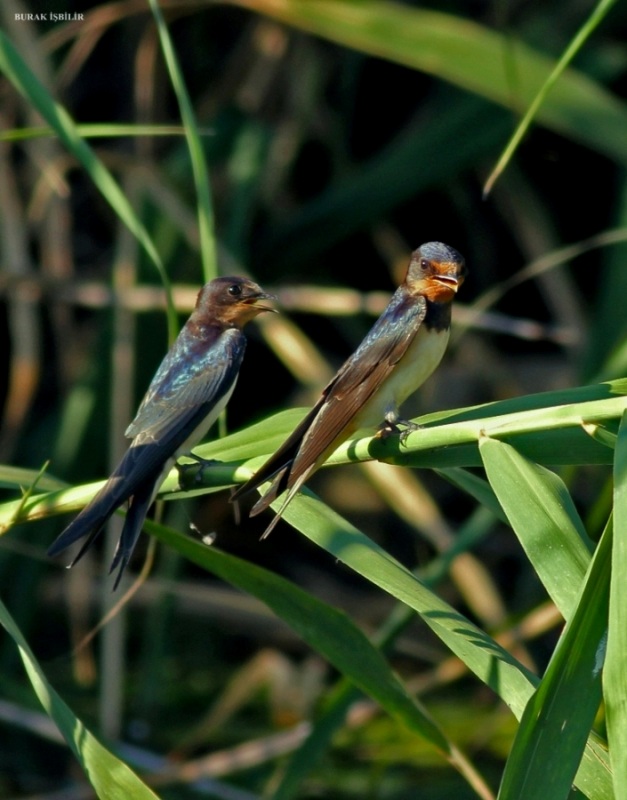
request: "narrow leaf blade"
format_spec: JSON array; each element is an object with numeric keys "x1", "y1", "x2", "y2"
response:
[
  {"x1": 498, "y1": 520, "x2": 610, "y2": 800},
  {"x1": 605, "y1": 410, "x2": 627, "y2": 799},
  {"x1": 479, "y1": 437, "x2": 593, "y2": 616},
  {"x1": 0, "y1": 597, "x2": 160, "y2": 799}
]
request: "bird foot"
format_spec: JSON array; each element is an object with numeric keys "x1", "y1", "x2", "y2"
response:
[
  {"x1": 176, "y1": 454, "x2": 219, "y2": 487},
  {"x1": 398, "y1": 420, "x2": 421, "y2": 445},
  {"x1": 376, "y1": 418, "x2": 421, "y2": 445}
]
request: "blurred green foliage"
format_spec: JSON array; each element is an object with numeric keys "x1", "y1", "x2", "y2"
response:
[{"x1": 1, "y1": 0, "x2": 627, "y2": 798}]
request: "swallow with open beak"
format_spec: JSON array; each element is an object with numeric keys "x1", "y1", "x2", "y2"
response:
[{"x1": 232, "y1": 242, "x2": 466, "y2": 538}]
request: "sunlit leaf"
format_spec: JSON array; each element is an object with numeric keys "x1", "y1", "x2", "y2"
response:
[
  {"x1": 479, "y1": 437, "x2": 593, "y2": 616},
  {"x1": 497, "y1": 518, "x2": 610, "y2": 800}
]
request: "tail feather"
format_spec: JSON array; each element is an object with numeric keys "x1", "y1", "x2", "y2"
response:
[
  {"x1": 47, "y1": 476, "x2": 128, "y2": 560},
  {"x1": 258, "y1": 469, "x2": 313, "y2": 540},
  {"x1": 48, "y1": 468, "x2": 159, "y2": 588},
  {"x1": 233, "y1": 398, "x2": 344, "y2": 534},
  {"x1": 109, "y1": 479, "x2": 155, "y2": 589},
  {"x1": 67, "y1": 527, "x2": 107, "y2": 567},
  {"x1": 236, "y1": 412, "x2": 326, "y2": 535},
  {"x1": 231, "y1": 452, "x2": 295, "y2": 504},
  {"x1": 231, "y1": 404, "x2": 322, "y2": 504},
  {"x1": 248, "y1": 466, "x2": 291, "y2": 517}
]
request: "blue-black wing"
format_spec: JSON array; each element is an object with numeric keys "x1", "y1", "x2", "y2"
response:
[
  {"x1": 48, "y1": 326, "x2": 246, "y2": 562},
  {"x1": 113, "y1": 326, "x2": 246, "y2": 483},
  {"x1": 126, "y1": 326, "x2": 245, "y2": 445}
]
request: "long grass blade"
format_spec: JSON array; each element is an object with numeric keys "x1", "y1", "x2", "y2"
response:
[
  {"x1": 497, "y1": 519, "x2": 610, "y2": 800},
  {"x1": 605, "y1": 410, "x2": 627, "y2": 799},
  {"x1": 4, "y1": 381, "x2": 627, "y2": 530},
  {"x1": 145, "y1": 519, "x2": 488, "y2": 789},
  {"x1": 479, "y1": 438, "x2": 593, "y2": 616},
  {"x1": 243, "y1": 492, "x2": 612, "y2": 799},
  {"x1": 484, "y1": 0, "x2": 620, "y2": 195},
  {"x1": 0, "y1": 123, "x2": 189, "y2": 142},
  {"x1": 148, "y1": 0, "x2": 217, "y2": 282},
  {"x1": 0, "y1": 596, "x2": 160, "y2": 799}
]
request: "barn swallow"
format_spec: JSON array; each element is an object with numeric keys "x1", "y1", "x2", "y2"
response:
[
  {"x1": 231, "y1": 242, "x2": 466, "y2": 538},
  {"x1": 48, "y1": 276, "x2": 276, "y2": 588}
]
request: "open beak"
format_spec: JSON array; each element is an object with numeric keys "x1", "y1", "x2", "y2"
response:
[
  {"x1": 434, "y1": 274, "x2": 462, "y2": 292},
  {"x1": 244, "y1": 291, "x2": 278, "y2": 313}
]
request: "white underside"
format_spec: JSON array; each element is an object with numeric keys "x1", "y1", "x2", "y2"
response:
[{"x1": 353, "y1": 325, "x2": 450, "y2": 429}]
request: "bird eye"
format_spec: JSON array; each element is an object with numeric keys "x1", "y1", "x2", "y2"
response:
[
  {"x1": 227, "y1": 284, "x2": 242, "y2": 297},
  {"x1": 420, "y1": 258, "x2": 429, "y2": 270}
]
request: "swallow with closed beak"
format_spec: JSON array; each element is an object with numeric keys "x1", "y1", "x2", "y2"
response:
[{"x1": 49, "y1": 276, "x2": 276, "y2": 587}]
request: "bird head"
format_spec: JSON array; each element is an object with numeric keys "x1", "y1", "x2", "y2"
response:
[
  {"x1": 196, "y1": 276, "x2": 277, "y2": 327},
  {"x1": 406, "y1": 242, "x2": 466, "y2": 303}
]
